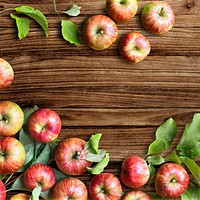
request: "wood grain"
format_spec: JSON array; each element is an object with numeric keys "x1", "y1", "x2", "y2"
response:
[{"x1": 0, "y1": 0, "x2": 200, "y2": 199}]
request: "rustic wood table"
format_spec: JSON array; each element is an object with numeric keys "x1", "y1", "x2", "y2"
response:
[{"x1": 0, "y1": 0, "x2": 200, "y2": 199}]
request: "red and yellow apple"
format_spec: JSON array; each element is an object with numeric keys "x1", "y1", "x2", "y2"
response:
[
  {"x1": 106, "y1": 0, "x2": 138, "y2": 22},
  {"x1": 0, "y1": 58, "x2": 14, "y2": 90},
  {"x1": 121, "y1": 156, "x2": 150, "y2": 188},
  {"x1": 28, "y1": 108, "x2": 62, "y2": 143},
  {"x1": 52, "y1": 177, "x2": 88, "y2": 200},
  {"x1": 141, "y1": 1, "x2": 175, "y2": 35},
  {"x1": 83, "y1": 15, "x2": 118, "y2": 50},
  {"x1": 0, "y1": 101, "x2": 24, "y2": 137},
  {"x1": 0, "y1": 137, "x2": 25, "y2": 174},
  {"x1": 55, "y1": 138, "x2": 92, "y2": 176},
  {"x1": 122, "y1": 190, "x2": 151, "y2": 200},
  {"x1": 9, "y1": 193, "x2": 30, "y2": 200},
  {"x1": 89, "y1": 173, "x2": 123, "y2": 200},
  {"x1": 23, "y1": 163, "x2": 56, "y2": 192},
  {"x1": 119, "y1": 32, "x2": 150, "y2": 63},
  {"x1": 155, "y1": 162, "x2": 189, "y2": 198},
  {"x1": 0, "y1": 180, "x2": 6, "y2": 200}
]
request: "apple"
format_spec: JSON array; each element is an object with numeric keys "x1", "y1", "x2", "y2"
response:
[
  {"x1": 55, "y1": 137, "x2": 92, "y2": 176},
  {"x1": 23, "y1": 163, "x2": 56, "y2": 191},
  {"x1": 119, "y1": 32, "x2": 150, "y2": 63},
  {"x1": 52, "y1": 177, "x2": 88, "y2": 200},
  {"x1": 9, "y1": 193, "x2": 30, "y2": 200},
  {"x1": 0, "y1": 101, "x2": 24, "y2": 137},
  {"x1": 0, "y1": 180, "x2": 6, "y2": 200},
  {"x1": 28, "y1": 108, "x2": 62, "y2": 143},
  {"x1": 106, "y1": 0, "x2": 138, "y2": 22},
  {"x1": 83, "y1": 14, "x2": 118, "y2": 50},
  {"x1": 141, "y1": 1, "x2": 175, "y2": 35},
  {"x1": 155, "y1": 162, "x2": 189, "y2": 198},
  {"x1": 89, "y1": 173, "x2": 123, "y2": 200},
  {"x1": 0, "y1": 58, "x2": 14, "y2": 90},
  {"x1": 121, "y1": 156, "x2": 150, "y2": 188},
  {"x1": 0, "y1": 137, "x2": 25, "y2": 174},
  {"x1": 122, "y1": 190, "x2": 151, "y2": 200}
]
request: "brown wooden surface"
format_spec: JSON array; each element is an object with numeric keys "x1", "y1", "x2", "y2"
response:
[{"x1": 0, "y1": 0, "x2": 200, "y2": 199}]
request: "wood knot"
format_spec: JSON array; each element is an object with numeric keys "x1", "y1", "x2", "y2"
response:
[{"x1": 185, "y1": 0, "x2": 195, "y2": 9}]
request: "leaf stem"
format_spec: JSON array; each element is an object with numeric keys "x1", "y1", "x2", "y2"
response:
[
  {"x1": 4, "y1": 173, "x2": 14, "y2": 185},
  {"x1": 0, "y1": 8, "x2": 15, "y2": 16}
]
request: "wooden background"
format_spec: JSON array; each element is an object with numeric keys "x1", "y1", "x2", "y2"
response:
[{"x1": 0, "y1": 0, "x2": 200, "y2": 199}]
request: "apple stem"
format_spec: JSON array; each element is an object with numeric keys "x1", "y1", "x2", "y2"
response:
[
  {"x1": 96, "y1": 29, "x2": 104, "y2": 35},
  {"x1": 1, "y1": 116, "x2": 9, "y2": 124},
  {"x1": 4, "y1": 173, "x2": 14, "y2": 185},
  {"x1": 159, "y1": 7, "x2": 165, "y2": 16}
]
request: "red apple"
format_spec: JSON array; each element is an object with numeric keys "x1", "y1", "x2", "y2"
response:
[
  {"x1": 0, "y1": 137, "x2": 25, "y2": 174},
  {"x1": 141, "y1": 1, "x2": 175, "y2": 35},
  {"x1": 52, "y1": 177, "x2": 88, "y2": 200},
  {"x1": 0, "y1": 101, "x2": 24, "y2": 137},
  {"x1": 9, "y1": 193, "x2": 30, "y2": 200},
  {"x1": 23, "y1": 163, "x2": 56, "y2": 191},
  {"x1": 0, "y1": 58, "x2": 14, "y2": 90},
  {"x1": 28, "y1": 108, "x2": 61, "y2": 143},
  {"x1": 119, "y1": 32, "x2": 150, "y2": 63},
  {"x1": 155, "y1": 162, "x2": 189, "y2": 198},
  {"x1": 0, "y1": 180, "x2": 6, "y2": 200},
  {"x1": 122, "y1": 190, "x2": 151, "y2": 200},
  {"x1": 121, "y1": 156, "x2": 150, "y2": 188},
  {"x1": 106, "y1": 0, "x2": 138, "y2": 22},
  {"x1": 83, "y1": 14, "x2": 118, "y2": 50},
  {"x1": 89, "y1": 173, "x2": 123, "y2": 200},
  {"x1": 55, "y1": 138, "x2": 91, "y2": 176}
]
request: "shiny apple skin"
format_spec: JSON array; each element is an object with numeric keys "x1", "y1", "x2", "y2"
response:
[
  {"x1": 52, "y1": 177, "x2": 88, "y2": 200},
  {"x1": 29, "y1": 108, "x2": 61, "y2": 143},
  {"x1": 24, "y1": 163, "x2": 56, "y2": 191},
  {"x1": 83, "y1": 15, "x2": 118, "y2": 50},
  {"x1": 0, "y1": 101, "x2": 24, "y2": 137},
  {"x1": 0, "y1": 180, "x2": 6, "y2": 200},
  {"x1": 119, "y1": 32, "x2": 150, "y2": 63},
  {"x1": 122, "y1": 190, "x2": 151, "y2": 200},
  {"x1": 0, "y1": 58, "x2": 14, "y2": 90},
  {"x1": 106, "y1": 0, "x2": 138, "y2": 22},
  {"x1": 141, "y1": 1, "x2": 175, "y2": 35},
  {"x1": 0, "y1": 137, "x2": 25, "y2": 174},
  {"x1": 55, "y1": 138, "x2": 91, "y2": 176},
  {"x1": 155, "y1": 163, "x2": 189, "y2": 198},
  {"x1": 9, "y1": 193, "x2": 30, "y2": 200},
  {"x1": 89, "y1": 173, "x2": 123, "y2": 200},
  {"x1": 121, "y1": 156, "x2": 150, "y2": 188}
]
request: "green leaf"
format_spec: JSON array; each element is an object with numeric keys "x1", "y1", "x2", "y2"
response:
[
  {"x1": 23, "y1": 105, "x2": 38, "y2": 127},
  {"x1": 10, "y1": 13, "x2": 30, "y2": 39},
  {"x1": 33, "y1": 143, "x2": 51, "y2": 164},
  {"x1": 0, "y1": 174, "x2": 6, "y2": 180},
  {"x1": 53, "y1": 169, "x2": 70, "y2": 182},
  {"x1": 147, "y1": 118, "x2": 177, "y2": 155},
  {"x1": 181, "y1": 184, "x2": 200, "y2": 200},
  {"x1": 86, "y1": 133, "x2": 102, "y2": 154},
  {"x1": 10, "y1": 175, "x2": 28, "y2": 191},
  {"x1": 180, "y1": 156, "x2": 200, "y2": 186},
  {"x1": 40, "y1": 190, "x2": 52, "y2": 200},
  {"x1": 87, "y1": 153, "x2": 110, "y2": 175},
  {"x1": 63, "y1": 5, "x2": 81, "y2": 16},
  {"x1": 147, "y1": 140, "x2": 166, "y2": 155},
  {"x1": 150, "y1": 193, "x2": 166, "y2": 200},
  {"x1": 19, "y1": 128, "x2": 34, "y2": 152},
  {"x1": 165, "y1": 151, "x2": 181, "y2": 164},
  {"x1": 147, "y1": 165, "x2": 156, "y2": 185},
  {"x1": 30, "y1": 186, "x2": 41, "y2": 200},
  {"x1": 147, "y1": 156, "x2": 165, "y2": 166},
  {"x1": 61, "y1": 20, "x2": 80, "y2": 46},
  {"x1": 15, "y1": 6, "x2": 49, "y2": 36},
  {"x1": 86, "y1": 149, "x2": 106, "y2": 162},
  {"x1": 177, "y1": 113, "x2": 200, "y2": 158}
]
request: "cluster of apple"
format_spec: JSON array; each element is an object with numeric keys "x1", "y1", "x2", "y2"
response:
[{"x1": 83, "y1": 0, "x2": 175, "y2": 63}]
